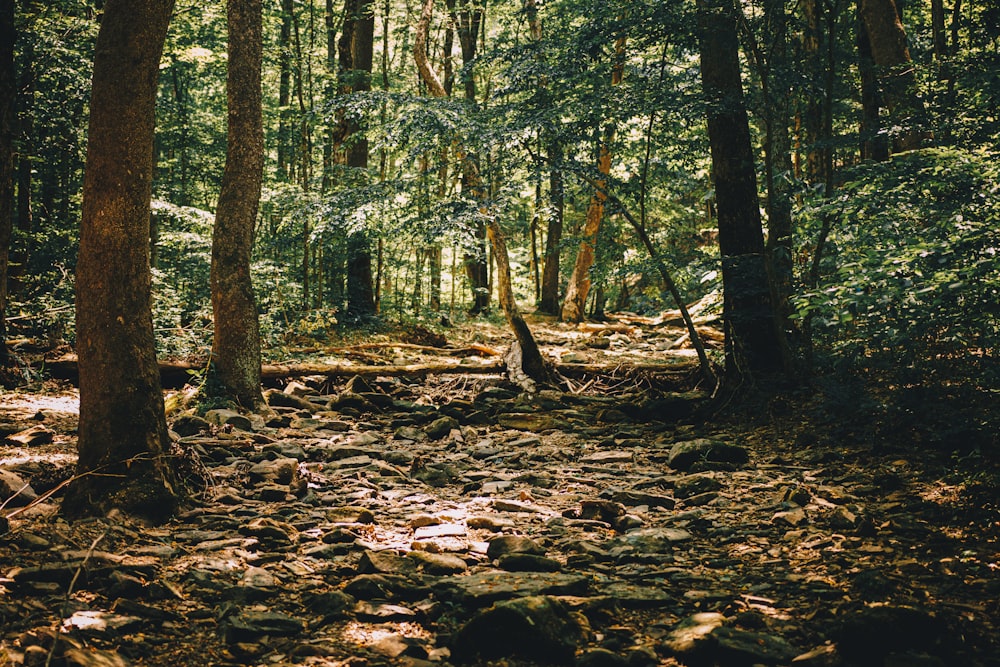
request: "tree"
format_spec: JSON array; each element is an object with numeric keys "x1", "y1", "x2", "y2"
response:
[
  {"x1": 339, "y1": 0, "x2": 377, "y2": 318},
  {"x1": 560, "y1": 34, "x2": 626, "y2": 323},
  {"x1": 207, "y1": 0, "x2": 265, "y2": 410},
  {"x1": 859, "y1": 0, "x2": 926, "y2": 151},
  {"x1": 64, "y1": 0, "x2": 179, "y2": 521},
  {"x1": 0, "y1": 0, "x2": 14, "y2": 371},
  {"x1": 699, "y1": 0, "x2": 786, "y2": 382}
]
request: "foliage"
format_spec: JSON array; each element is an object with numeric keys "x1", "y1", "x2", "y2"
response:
[{"x1": 792, "y1": 148, "x2": 1000, "y2": 384}]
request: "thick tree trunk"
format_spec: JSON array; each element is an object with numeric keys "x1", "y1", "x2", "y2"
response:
[
  {"x1": 0, "y1": 0, "x2": 14, "y2": 369},
  {"x1": 208, "y1": 0, "x2": 265, "y2": 411},
  {"x1": 699, "y1": 0, "x2": 786, "y2": 382},
  {"x1": 561, "y1": 36, "x2": 625, "y2": 323},
  {"x1": 857, "y1": 0, "x2": 889, "y2": 161},
  {"x1": 341, "y1": 0, "x2": 377, "y2": 317},
  {"x1": 859, "y1": 0, "x2": 926, "y2": 151},
  {"x1": 65, "y1": 0, "x2": 179, "y2": 522}
]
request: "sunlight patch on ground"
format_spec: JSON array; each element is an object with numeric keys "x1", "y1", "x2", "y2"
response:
[{"x1": 0, "y1": 391, "x2": 79, "y2": 415}]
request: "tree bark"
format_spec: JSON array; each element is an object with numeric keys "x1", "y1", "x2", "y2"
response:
[
  {"x1": 277, "y1": 0, "x2": 294, "y2": 181},
  {"x1": 857, "y1": 0, "x2": 889, "y2": 161},
  {"x1": 0, "y1": 0, "x2": 14, "y2": 369},
  {"x1": 859, "y1": 0, "x2": 926, "y2": 151},
  {"x1": 561, "y1": 35, "x2": 626, "y2": 323},
  {"x1": 538, "y1": 140, "x2": 563, "y2": 314},
  {"x1": 699, "y1": 0, "x2": 786, "y2": 382},
  {"x1": 207, "y1": 0, "x2": 265, "y2": 411},
  {"x1": 342, "y1": 0, "x2": 377, "y2": 317},
  {"x1": 65, "y1": 0, "x2": 179, "y2": 522}
]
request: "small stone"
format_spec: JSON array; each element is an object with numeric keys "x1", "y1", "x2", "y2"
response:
[
  {"x1": 667, "y1": 439, "x2": 749, "y2": 471},
  {"x1": 408, "y1": 550, "x2": 468, "y2": 575},
  {"x1": 497, "y1": 553, "x2": 562, "y2": 572},
  {"x1": 487, "y1": 535, "x2": 545, "y2": 560},
  {"x1": 773, "y1": 507, "x2": 808, "y2": 527},
  {"x1": 326, "y1": 506, "x2": 375, "y2": 524},
  {"x1": 673, "y1": 473, "x2": 723, "y2": 499},
  {"x1": 205, "y1": 409, "x2": 253, "y2": 431},
  {"x1": 247, "y1": 457, "x2": 299, "y2": 485},
  {"x1": 425, "y1": 416, "x2": 460, "y2": 440},
  {"x1": 414, "y1": 523, "x2": 466, "y2": 540},
  {"x1": 828, "y1": 505, "x2": 858, "y2": 529},
  {"x1": 223, "y1": 610, "x2": 304, "y2": 643},
  {"x1": 580, "y1": 450, "x2": 634, "y2": 464},
  {"x1": 0, "y1": 469, "x2": 38, "y2": 507}
]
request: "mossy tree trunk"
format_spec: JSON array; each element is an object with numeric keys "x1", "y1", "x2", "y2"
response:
[
  {"x1": 65, "y1": 0, "x2": 179, "y2": 522},
  {"x1": 207, "y1": 0, "x2": 265, "y2": 411}
]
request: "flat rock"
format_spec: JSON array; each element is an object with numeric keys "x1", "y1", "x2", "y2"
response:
[
  {"x1": 450, "y1": 595, "x2": 585, "y2": 665},
  {"x1": 407, "y1": 550, "x2": 468, "y2": 574},
  {"x1": 433, "y1": 571, "x2": 590, "y2": 607},
  {"x1": 0, "y1": 469, "x2": 38, "y2": 506},
  {"x1": 668, "y1": 438, "x2": 749, "y2": 471},
  {"x1": 487, "y1": 535, "x2": 545, "y2": 559},
  {"x1": 205, "y1": 409, "x2": 253, "y2": 431},
  {"x1": 5, "y1": 424, "x2": 55, "y2": 446},
  {"x1": 223, "y1": 610, "x2": 304, "y2": 643}
]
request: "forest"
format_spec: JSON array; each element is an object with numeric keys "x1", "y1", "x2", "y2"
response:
[{"x1": 0, "y1": 0, "x2": 998, "y2": 665}]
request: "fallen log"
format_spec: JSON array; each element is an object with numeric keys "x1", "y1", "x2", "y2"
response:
[{"x1": 44, "y1": 354, "x2": 695, "y2": 389}]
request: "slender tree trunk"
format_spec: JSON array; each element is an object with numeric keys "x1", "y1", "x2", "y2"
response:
[
  {"x1": 15, "y1": 3, "x2": 31, "y2": 243},
  {"x1": 208, "y1": 0, "x2": 265, "y2": 410},
  {"x1": 66, "y1": 0, "x2": 179, "y2": 521},
  {"x1": 538, "y1": 140, "x2": 563, "y2": 314},
  {"x1": 699, "y1": 0, "x2": 786, "y2": 382},
  {"x1": 561, "y1": 35, "x2": 625, "y2": 323},
  {"x1": 278, "y1": 0, "x2": 293, "y2": 181},
  {"x1": 0, "y1": 0, "x2": 13, "y2": 369}
]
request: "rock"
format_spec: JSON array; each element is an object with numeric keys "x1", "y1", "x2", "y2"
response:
[
  {"x1": 577, "y1": 648, "x2": 630, "y2": 667},
  {"x1": 328, "y1": 392, "x2": 376, "y2": 412},
  {"x1": 662, "y1": 612, "x2": 726, "y2": 655},
  {"x1": 171, "y1": 414, "x2": 210, "y2": 437},
  {"x1": 617, "y1": 527, "x2": 693, "y2": 552},
  {"x1": 433, "y1": 571, "x2": 590, "y2": 607},
  {"x1": 239, "y1": 517, "x2": 296, "y2": 547},
  {"x1": 0, "y1": 469, "x2": 38, "y2": 507},
  {"x1": 247, "y1": 457, "x2": 299, "y2": 485},
  {"x1": 223, "y1": 610, "x2": 304, "y2": 643},
  {"x1": 5, "y1": 424, "x2": 55, "y2": 446},
  {"x1": 327, "y1": 506, "x2": 375, "y2": 524},
  {"x1": 668, "y1": 439, "x2": 749, "y2": 471},
  {"x1": 827, "y1": 505, "x2": 858, "y2": 529},
  {"x1": 487, "y1": 535, "x2": 545, "y2": 560},
  {"x1": 342, "y1": 574, "x2": 429, "y2": 601},
  {"x1": 424, "y1": 416, "x2": 460, "y2": 440},
  {"x1": 610, "y1": 490, "x2": 676, "y2": 509},
  {"x1": 408, "y1": 550, "x2": 468, "y2": 575},
  {"x1": 62, "y1": 610, "x2": 144, "y2": 637},
  {"x1": 497, "y1": 553, "x2": 562, "y2": 572},
  {"x1": 832, "y1": 605, "x2": 946, "y2": 664},
  {"x1": 263, "y1": 389, "x2": 316, "y2": 411},
  {"x1": 64, "y1": 647, "x2": 132, "y2": 667},
  {"x1": 673, "y1": 473, "x2": 723, "y2": 499},
  {"x1": 451, "y1": 595, "x2": 585, "y2": 665},
  {"x1": 358, "y1": 550, "x2": 418, "y2": 576},
  {"x1": 581, "y1": 450, "x2": 634, "y2": 464},
  {"x1": 373, "y1": 633, "x2": 429, "y2": 659},
  {"x1": 597, "y1": 582, "x2": 675, "y2": 609},
  {"x1": 205, "y1": 409, "x2": 253, "y2": 431},
  {"x1": 344, "y1": 375, "x2": 377, "y2": 394},
  {"x1": 707, "y1": 626, "x2": 799, "y2": 665},
  {"x1": 307, "y1": 590, "x2": 355, "y2": 623},
  {"x1": 413, "y1": 523, "x2": 466, "y2": 540},
  {"x1": 772, "y1": 507, "x2": 809, "y2": 527}
]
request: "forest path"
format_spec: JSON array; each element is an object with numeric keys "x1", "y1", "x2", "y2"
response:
[{"x1": 1, "y1": 316, "x2": 998, "y2": 667}]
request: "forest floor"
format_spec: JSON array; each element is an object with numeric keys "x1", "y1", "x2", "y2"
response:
[{"x1": 1, "y1": 314, "x2": 999, "y2": 667}]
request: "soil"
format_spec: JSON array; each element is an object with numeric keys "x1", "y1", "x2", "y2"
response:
[{"x1": 1, "y1": 317, "x2": 998, "y2": 667}]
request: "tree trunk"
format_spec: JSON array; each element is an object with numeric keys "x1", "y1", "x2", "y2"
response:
[
  {"x1": 561, "y1": 35, "x2": 626, "y2": 323},
  {"x1": 859, "y1": 0, "x2": 925, "y2": 151},
  {"x1": 857, "y1": 0, "x2": 889, "y2": 160},
  {"x1": 538, "y1": 140, "x2": 563, "y2": 314},
  {"x1": 800, "y1": 0, "x2": 827, "y2": 185},
  {"x1": 487, "y1": 218, "x2": 549, "y2": 391},
  {"x1": 760, "y1": 0, "x2": 795, "y2": 322},
  {"x1": 342, "y1": 0, "x2": 377, "y2": 317},
  {"x1": 207, "y1": 0, "x2": 265, "y2": 411},
  {"x1": 0, "y1": 0, "x2": 14, "y2": 369},
  {"x1": 278, "y1": 0, "x2": 294, "y2": 181},
  {"x1": 699, "y1": 0, "x2": 786, "y2": 382},
  {"x1": 65, "y1": 0, "x2": 179, "y2": 522}
]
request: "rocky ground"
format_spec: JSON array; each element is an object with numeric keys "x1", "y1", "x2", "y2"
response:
[{"x1": 1, "y1": 321, "x2": 999, "y2": 667}]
